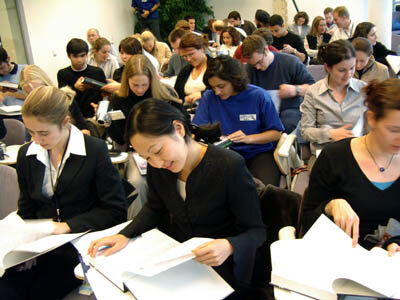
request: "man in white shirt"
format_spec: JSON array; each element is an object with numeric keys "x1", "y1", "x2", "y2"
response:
[{"x1": 331, "y1": 6, "x2": 355, "y2": 41}]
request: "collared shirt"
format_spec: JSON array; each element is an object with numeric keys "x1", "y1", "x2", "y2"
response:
[
  {"x1": 300, "y1": 76, "x2": 367, "y2": 154},
  {"x1": 26, "y1": 124, "x2": 86, "y2": 198},
  {"x1": 330, "y1": 21, "x2": 355, "y2": 42},
  {"x1": 87, "y1": 53, "x2": 119, "y2": 79}
]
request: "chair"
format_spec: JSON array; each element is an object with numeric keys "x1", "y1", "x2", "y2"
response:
[
  {"x1": 306, "y1": 65, "x2": 327, "y2": 82},
  {"x1": 0, "y1": 118, "x2": 26, "y2": 146},
  {"x1": 392, "y1": 34, "x2": 400, "y2": 55},
  {"x1": 0, "y1": 164, "x2": 19, "y2": 219}
]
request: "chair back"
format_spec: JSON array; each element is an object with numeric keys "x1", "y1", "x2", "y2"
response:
[
  {"x1": 0, "y1": 165, "x2": 19, "y2": 219},
  {"x1": 392, "y1": 34, "x2": 400, "y2": 55},
  {"x1": 306, "y1": 65, "x2": 327, "y2": 82},
  {"x1": 0, "y1": 119, "x2": 26, "y2": 146}
]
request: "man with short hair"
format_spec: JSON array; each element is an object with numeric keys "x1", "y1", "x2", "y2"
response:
[
  {"x1": 228, "y1": 10, "x2": 256, "y2": 36},
  {"x1": 242, "y1": 35, "x2": 314, "y2": 133},
  {"x1": 163, "y1": 28, "x2": 188, "y2": 77},
  {"x1": 184, "y1": 15, "x2": 201, "y2": 35},
  {"x1": 57, "y1": 38, "x2": 106, "y2": 118},
  {"x1": 269, "y1": 14, "x2": 308, "y2": 63},
  {"x1": 254, "y1": 9, "x2": 270, "y2": 28},
  {"x1": 323, "y1": 7, "x2": 337, "y2": 33},
  {"x1": 0, "y1": 47, "x2": 26, "y2": 106},
  {"x1": 131, "y1": 0, "x2": 161, "y2": 41},
  {"x1": 86, "y1": 28, "x2": 119, "y2": 61},
  {"x1": 331, "y1": 6, "x2": 355, "y2": 41}
]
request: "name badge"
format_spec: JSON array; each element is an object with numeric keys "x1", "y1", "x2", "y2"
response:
[{"x1": 239, "y1": 114, "x2": 257, "y2": 121}]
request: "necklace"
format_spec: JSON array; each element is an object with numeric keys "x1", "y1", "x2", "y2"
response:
[{"x1": 364, "y1": 135, "x2": 394, "y2": 172}]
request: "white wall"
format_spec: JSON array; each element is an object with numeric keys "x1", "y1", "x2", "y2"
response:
[{"x1": 21, "y1": 0, "x2": 134, "y2": 83}]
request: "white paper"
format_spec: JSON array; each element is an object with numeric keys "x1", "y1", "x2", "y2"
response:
[
  {"x1": 132, "y1": 152, "x2": 147, "y2": 175},
  {"x1": 267, "y1": 90, "x2": 281, "y2": 112}
]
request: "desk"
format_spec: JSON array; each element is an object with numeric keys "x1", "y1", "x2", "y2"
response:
[
  {"x1": 110, "y1": 152, "x2": 129, "y2": 165},
  {"x1": 0, "y1": 144, "x2": 21, "y2": 165}
]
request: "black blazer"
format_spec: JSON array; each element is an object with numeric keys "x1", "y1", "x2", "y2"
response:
[
  {"x1": 305, "y1": 33, "x2": 332, "y2": 50},
  {"x1": 16, "y1": 134, "x2": 127, "y2": 233}
]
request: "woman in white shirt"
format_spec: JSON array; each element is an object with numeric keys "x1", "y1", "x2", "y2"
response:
[
  {"x1": 219, "y1": 27, "x2": 241, "y2": 57},
  {"x1": 87, "y1": 37, "x2": 119, "y2": 79}
]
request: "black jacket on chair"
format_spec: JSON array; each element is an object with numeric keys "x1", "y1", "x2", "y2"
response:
[{"x1": 16, "y1": 134, "x2": 127, "y2": 233}]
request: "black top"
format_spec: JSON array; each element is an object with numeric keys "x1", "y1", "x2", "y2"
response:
[
  {"x1": 373, "y1": 41, "x2": 397, "y2": 65},
  {"x1": 305, "y1": 33, "x2": 332, "y2": 50},
  {"x1": 113, "y1": 66, "x2": 124, "y2": 83},
  {"x1": 303, "y1": 138, "x2": 400, "y2": 248},
  {"x1": 0, "y1": 116, "x2": 5, "y2": 139},
  {"x1": 120, "y1": 145, "x2": 266, "y2": 283},
  {"x1": 108, "y1": 89, "x2": 152, "y2": 145},
  {"x1": 17, "y1": 134, "x2": 127, "y2": 232},
  {"x1": 69, "y1": 99, "x2": 88, "y2": 130},
  {"x1": 272, "y1": 31, "x2": 308, "y2": 63},
  {"x1": 174, "y1": 54, "x2": 212, "y2": 102},
  {"x1": 57, "y1": 65, "x2": 106, "y2": 118}
]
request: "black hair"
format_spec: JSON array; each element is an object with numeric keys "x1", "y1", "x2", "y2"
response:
[
  {"x1": 318, "y1": 40, "x2": 356, "y2": 67},
  {"x1": 125, "y1": 98, "x2": 221, "y2": 144},
  {"x1": 228, "y1": 11, "x2": 241, "y2": 20},
  {"x1": 203, "y1": 55, "x2": 248, "y2": 93},
  {"x1": 66, "y1": 38, "x2": 89, "y2": 55},
  {"x1": 269, "y1": 15, "x2": 284, "y2": 27},
  {"x1": 353, "y1": 22, "x2": 375, "y2": 39},
  {"x1": 184, "y1": 15, "x2": 195, "y2": 21},
  {"x1": 0, "y1": 47, "x2": 8, "y2": 64},
  {"x1": 119, "y1": 37, "x2": 143, "y2": 55}
]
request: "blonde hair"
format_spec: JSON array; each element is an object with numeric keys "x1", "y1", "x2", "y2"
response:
[
  {"x1": 22, "y1": 86, "x2": 70, "y2": 126},
  {"x1": 20, "y1": 65, "x2": 76, "y2": 102},
  {"x1": 141, "y1": 31, "x2": 157, "y2": 56},
  {"x1": 118, "y1": 54, "x2": 181, "y2": 103}
]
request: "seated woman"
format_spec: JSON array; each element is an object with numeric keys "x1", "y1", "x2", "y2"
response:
[
  {"x1": 87, "y1": 37, "x2": 119, "y2": 79},
  {"x1": 219, "y1": 27, "x2": 241, "y2": 57},
  {"x1": 174, "y1": 33, "x2": 211, "y2": 104},
  {"x1": 20, "y1": 64, "x2": 90, "y2": 135},
  {"x1": 88, "y1": 98, "x2": 266, "y2": 299},
  {"x1": 0, "y1": 86, "x2": 126, "y2": 300},
  {"x1": 352, "y1": 37, "x2": 389, "y2": 82},
  {"x1": 304, "y1": 16, "x2": 331, "y2": 59},
  {"x1": 302, "y1": 78, "x2": 400, "y2": 250},
  {"x1": 108, "y1": 54, "x2": 181, "y2": 219},
  {"x1": 141, "y1": 30, "x2": 172, "y2": 69},
  {"x1": 352, "y1": 22, "x2": 397, "y2": 66},
  {"x1": 300, "y1": 40, "x2": 367, "y2": 169},
  {"x1": 193, "y1": 55, "x2": 284, "y2": 186},
  {"x1": 288, "y1": 11, "x2": 311, "y2": 41}
]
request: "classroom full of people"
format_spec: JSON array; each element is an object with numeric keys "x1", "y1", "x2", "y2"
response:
[{"x1": 0, "y1": 2, "x2": 399, "y2": 300}]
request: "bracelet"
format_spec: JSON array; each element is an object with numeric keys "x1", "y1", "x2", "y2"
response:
[{"x1": 293, "y1": 49, "x2": 297, "y2": 55}]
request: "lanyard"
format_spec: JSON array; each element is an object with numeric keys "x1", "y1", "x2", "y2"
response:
[{"x1": 48, "y1": 131, "x2": 70, "y2": 222}]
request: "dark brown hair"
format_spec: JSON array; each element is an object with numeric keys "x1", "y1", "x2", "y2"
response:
[
  {"x1": 221, "y1": 27, "x2": 241, "y2": 46},
  {"x1": 352, "y1": 37, "x2": 373, "y2": 56},
  {"x1": 179, "y1": 33, "x2": 204, "y2": 50},
  {"x1": 294, "y1": 11, "x2": 309, "y2": 26}
]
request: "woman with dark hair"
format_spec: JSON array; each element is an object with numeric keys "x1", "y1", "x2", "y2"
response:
[
  {"x1": 0, "y1": 86, "x2": 126, "y2": 300},
  {"x1": 303, "y1": 78, "x2": 400, "y2": 250},
  {"x1": 193, "y1": 55, "x2": 284, "y2": 186},
  {"x1": 300, "y1": 40, "x2": 367, "y2": 169},
  {"x1": 352, "y1": 22, "x2": 397, "y2": 65},
  {"x1": 352, "y1": 37, "x2": 389, "y2": 82},
  {"x1": 219, "y1": 27, "x2": 241, "y2": 56},
  {"x1": 174, "y1": 33, "x2": 211, "y2": 104},
  {"x1": 304, "y1": 16, "x2": 331, "y2": 59},
  {"x1": 88, "y1": 98, "x2": 266, "y2": 300},
  {"x1": 288, "y1": 11, "x2": 310, "y2": 40}
]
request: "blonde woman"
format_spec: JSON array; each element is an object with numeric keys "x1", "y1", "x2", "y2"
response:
[
  {"x1": 140, "y1": 30, "x2": 172, "y2": 68},
  {"x1": 109, "y1": 54, "x2": 181, "y2": 219},
  {"x1": 87, "y1": 37, "x2": 119, "y2": 79},
  {"x1": 20, "y1": 65, "x2": 90, "y2": 135},
  {"x1": 0, "y1": 86, "x2": 126, "y2": 300},
  {"x1": 304, "y1": 16, "x2": 331, "y2": 58}
]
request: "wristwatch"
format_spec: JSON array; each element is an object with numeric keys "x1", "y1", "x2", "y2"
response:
[{"x1": 295, "y1": 85, "x2": 301, "y2": 96}]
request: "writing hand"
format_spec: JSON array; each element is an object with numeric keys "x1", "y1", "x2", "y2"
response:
[
  {"x1": 52, "y1": 222, "x2": 71, "y2": 234},
  {"x1": 192, "y1": 239, "x2": 233, "y2": 266},
  {"x1": 325, "y1": 198, "x2": 359, "y2": 247},
  {"x1": 228, "y1": 130, "x2": 251, "y2": 144},
  {"x1": 282, "y1": 44, "x2": 295, "y2": 54},
  {"x1": 329, "y1": 124, "x2": 353, "y2": 141},
  {"x1": 185, "y1": 92, "x2": 202, "y2": 104},
  {"x1": 88, "y1": 234, "x2": 129, "y2": 257}
]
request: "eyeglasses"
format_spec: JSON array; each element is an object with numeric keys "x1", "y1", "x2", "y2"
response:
[
  {"x1": 248, "y1": 52, "x2": 266, "y2": 68},
  {"x1": 182, "y1": 51, "x2": 197, "y2": 60}
]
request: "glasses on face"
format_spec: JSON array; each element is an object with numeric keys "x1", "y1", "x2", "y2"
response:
[
  {"x1": 182, "y1": 51, "x2": 197, "y2": 60},
  {"x1": 249, "y1": 52, "x2": 266, "y2": 68}
]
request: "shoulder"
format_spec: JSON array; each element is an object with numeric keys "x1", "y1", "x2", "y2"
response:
[
  {"x1": 275, "y1": 52, "x2": 302, "y2": 66},
  {"x1": 83, "y1": 135, "x2": 107, "y2": 153},
  {"x1": 17, "y1": 142, "x2": 32, "y2": 159},
  {"x1": 205, "y1": 145, "x2": 246, "y2": 172},
  {"x1": 57, "y1": 66, "x2": 71, "y2": 76},
  {"x1": 86, "y1": 65, "x2": 103, "y2": 74},
  {"x1": 349, "y1": 78, "x2": 367, "y2": 92},
  {"x1": 321, "y1": 138, "x2": 352, "y2": 158}
]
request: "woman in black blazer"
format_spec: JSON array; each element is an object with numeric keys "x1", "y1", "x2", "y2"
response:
[
  {"x1": 0, "y1": 86, "x2": 127, "y2": 300},
  {"x1": 304, "y1": 16, "x2": 331, "y2": 60}
]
